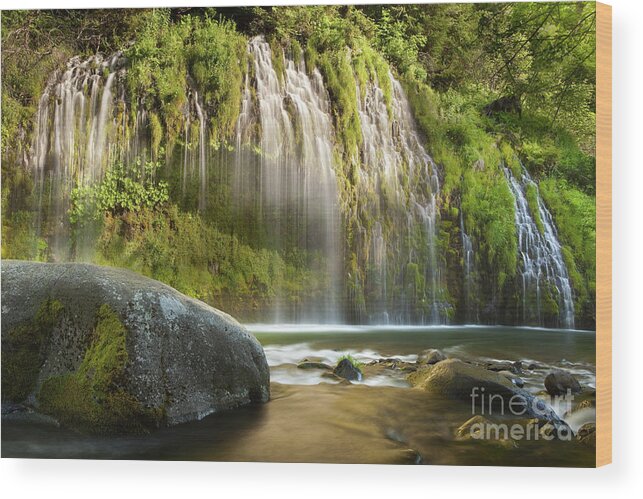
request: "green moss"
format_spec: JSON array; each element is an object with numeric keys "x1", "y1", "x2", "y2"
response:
[
  {"x1": 1, "y1": 299, "x2": 64, "y2": 402},
  {"x1": 317, "y1": 49, "x2": 363, "y2": 159},
  {"x1": 268, "y1": 36, "x2": 285, "y2": 84},
  {"x1": 38, "y1": 304, "x2": 163, "y2": 433},
  {"x1": 500, "y1": 142, "x2": 522, "y2": 178},
  {"x1": 337, "y1": 354, "x2": 363, "y2": 372},
  {"x1": 149, "y1": 112, "x2": 163, "y2": 157},
  {"x1": 540, "y1": 179, "x2": 595, "y2": 324}
]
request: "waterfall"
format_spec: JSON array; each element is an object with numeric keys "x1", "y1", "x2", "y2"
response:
[
  {"x1": 193, "y1": 91, "x2": 208, "y2": 212},
  {"x1": 18, "y1": 39, "x2": 583, "y2": 329},
  {"x1": 356, "y1": 72, "x2": 446, "y2": 324},
  {"x1": 505, "y1": 167, "x2": 575, "y2": 328},
  {"x1": 369, "y1": 221, "x2": 388, "y2": 324},
  {"x1": 234, "y1": 37, "x2": 341, "y2": 322},
  {"x1": 29, "y1": 53, "x2": 124, "y2": 260},
  {"x1": 460, "y1": 212, "x2": 476, "y2": 323}
]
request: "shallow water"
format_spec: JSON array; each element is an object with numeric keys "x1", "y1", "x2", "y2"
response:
[{"x1": 2, "y1": 326, "x2": 596, "y2": 466}]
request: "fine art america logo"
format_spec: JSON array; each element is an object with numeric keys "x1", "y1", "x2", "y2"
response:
[{"x1": 468, "y1": 387, "x2": 575, "y2": 441}]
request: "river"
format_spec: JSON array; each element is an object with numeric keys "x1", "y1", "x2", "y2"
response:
[{"x1": 2, "y1": 325, "x2": 595, "y2": 466}]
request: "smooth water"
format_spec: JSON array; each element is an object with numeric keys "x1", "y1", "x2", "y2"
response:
[{"x1": 2, "y1": 326, "x2": 595, "y2": 465}]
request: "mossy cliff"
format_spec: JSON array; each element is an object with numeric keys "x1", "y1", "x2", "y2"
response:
[
  {"x1": 1, "y1": 261, "x2": 270, "y2": 433},
  {"x1": 1, "y1": 6, "x2": 597, "y2": 328}
]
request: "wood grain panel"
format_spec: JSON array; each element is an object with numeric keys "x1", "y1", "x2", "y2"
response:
[{"x1": 596, "y1": 1, "x2": 612, "y2": 468}]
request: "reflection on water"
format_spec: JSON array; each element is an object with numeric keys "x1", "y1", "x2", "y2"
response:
[{"x1": 2, "y1": 326, "x2": 596, "y2": 466}]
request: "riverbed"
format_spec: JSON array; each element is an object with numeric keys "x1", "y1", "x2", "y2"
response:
[{"x1": 1, "y1": 325, "x2": 596, "y2": 466}]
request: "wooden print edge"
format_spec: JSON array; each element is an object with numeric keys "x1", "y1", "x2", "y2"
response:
[{"x1": 596, "y1": 1, "x2": 612, "y2": 467}]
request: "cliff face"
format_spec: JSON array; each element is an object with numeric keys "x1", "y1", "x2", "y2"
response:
[{"x1": 0, "y1": 8, "x2": 597, "y2": 329}]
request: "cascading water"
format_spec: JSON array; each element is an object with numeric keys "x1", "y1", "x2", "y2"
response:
[
  {"x1": 29, "y1": 53, "x2": 125, "y2": 260},
  {"x1": 460, "y1": 212, "x2": 476, "y2": 323},
  {"x1": 356, "y1": 72, "x2": 447, "y2": 324},
  {"x1": 20, "y1": 37, "x2": 581, "y2": 329},
  {"x1": 234, "y1": 37, "x2": 342, "y2": 322},
  {"x1": 505, "y1": 167, "x2": 575, "y2": 328}
]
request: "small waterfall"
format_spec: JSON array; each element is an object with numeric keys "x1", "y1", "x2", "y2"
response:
[
  {"x1": 356, "y1": 72, "x2": 446, "y2": 324},
  {"x1": 193, "y1": 92, "x2": 208, "y2": 212},
  {"x1": 29, "y1": 53, "x2": 124, "y2": 259},
  {"x1": 505, "y1": 167, "x2": 575, "y2": 328},
  {"x1": 460, "y1": 212, "x2": 476, "y2": 323},
  {"x1": 235, "y1": 37, "x2": 341, "y2": 322}
]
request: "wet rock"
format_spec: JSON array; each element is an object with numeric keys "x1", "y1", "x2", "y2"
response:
[
  {"x1": 334, "y1": 358, "x2": 362, "y2": 381},
  {"x1": 456, "y1": 415, "x2": 516, "y2": 448},
  {"x1": 417, "y1": 349, "x2": 447, "y2": 365},
  {"x1": 544, "y1": 370, "x2": 582, "y2": 396},
  {"x1": 1, "y1": 260, "x2": 270, "y2": 432},
  {"x1": 297, "y1": 361, "x2": 332, "y2": 370},
  {"x1": 498, "y1": 370, "x2": 525, "y2": 388},
  {"x1": 367, "y1": 358, "x2": 417, "y2": 374},
  {"x1": 576, "y1": 423, "x2": 596, "y2": 447},
  {"x1": 399, "y1": 448, "x2": 423, "y2": 465},
  {"x1": 456, "y1": 415, "x2": 491, "y2": 440},
  {"x1": 409, "y1": 359, "x2": 566, "y2": 426},
  {"x1": 483, "y1": 360, "x2": 523, "y2": 374}
]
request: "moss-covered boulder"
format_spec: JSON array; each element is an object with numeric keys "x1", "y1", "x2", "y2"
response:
[{"x1": 1, "y1": 260, "x2": 270, "y2": 433}]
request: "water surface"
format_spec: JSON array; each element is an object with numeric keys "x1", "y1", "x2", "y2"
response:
[{"x1": 2, "y1": 325, "x2": 596, "y2": 466}]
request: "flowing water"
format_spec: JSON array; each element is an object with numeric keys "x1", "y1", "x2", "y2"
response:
[
  {"x1": 505, "y1": 167, "x2": 576, "y2": 328},
  {"x1": 21, "y1": 41, "x2": 577, "y2": 328},
  {"x1": 460, "y1": 213, "x2": 477, "y2": 323},
  {"x1": 29, "y1": 54, "x2": 125, "y2": 260},
  {"x1": 234, "y1": 37, "x2": 341, "y2": 322},
  {"x1": 356, "y1": 72, "x2": 446, "y2": 324},
  {"x1": 2, "y1": 325, "x2": 595, "y2": 466}
]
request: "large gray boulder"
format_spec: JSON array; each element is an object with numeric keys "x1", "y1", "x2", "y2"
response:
[{"x1": 1, "y1": 261, "x2": 270, "y2": 432}]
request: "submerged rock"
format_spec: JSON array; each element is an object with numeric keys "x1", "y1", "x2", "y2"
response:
[
  {"x1": 297, "y1": 361, "x2": 332, "y2": 370},
  {"x1": 482, "y1": 360, "x2": 523, "y2": 374},
  {"x1": 417, "y1": 349, "x2": 447, "y2": 365},
  {"x1": 334, "y1": 358, "x2": 362, "y2": 381},
  {"x1": 544, "y1": 370, "x2": 582, "y2": 396},
  {"x1": 456, "y1": 415, "x2": 491, "y2": 440},
  {"x1": 321, "y1": 371, "x2": 352, "y2": 384},
  {"x1": 576, "y1": 423, "x2": 596, "y2": 447},
  {"x1": 1, "y1": 261, "x2": 270, "y2": 433}
]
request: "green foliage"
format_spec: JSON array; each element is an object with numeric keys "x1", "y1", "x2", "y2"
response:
[
  {"x1": 1, "y1": 299, "x2": 64, "y2": 402},
  {"x1": 69, "y1": 159, "x2": 169, "y2": 226},
  {"x1": 539, "y1": 178, "x2": 596, "y2": 322},
  {"x1": 337, "y1": 354, "x2": 363, "y2": 371},
  {"x1": 93, "y1": 205, "x2": 325, "y2": 316},
  {"x1": 38, "y1": 304, "x2": 162, "y2": 433},
  {"x1": 1, "y1": 211, "x2": 48, "y2": 260},
  {"x1": 125, "y1": 9, "x2": 247, "y2": 150},
  {"x1": 1, "y1": 6, "x2": 597, "y2": 327}
]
